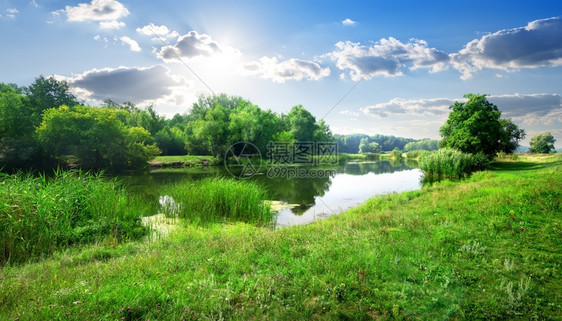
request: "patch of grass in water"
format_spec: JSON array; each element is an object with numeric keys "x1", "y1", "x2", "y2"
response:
[{"x1": 163, "y1": 177, "x2": 273, "y2": 226}]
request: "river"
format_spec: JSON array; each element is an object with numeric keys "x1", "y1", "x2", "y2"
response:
[{"x1": 120, "y1": 159, "x2": 423, "y2": 228}]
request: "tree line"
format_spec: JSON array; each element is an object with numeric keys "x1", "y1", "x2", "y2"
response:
[
  {"x1": 3, "y1": 77, "x2": 551, "y2": 172},
  {"x1": 1, "y1": 76, "x2": 333, "y2": 172},
  {"x1": 333, "y1": 134, "x2": 439, "y2": 154}
]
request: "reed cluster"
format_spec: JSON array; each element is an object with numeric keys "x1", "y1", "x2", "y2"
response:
[
  {"x1": 419, "y1": 148, "x2": 490, "y2": 178},
  {"x1": 0, "y1": 170, "x2": 149, "y2": 265},
  {"x1": 163, "y1": 177, "x2": 273, "y2": 226}
]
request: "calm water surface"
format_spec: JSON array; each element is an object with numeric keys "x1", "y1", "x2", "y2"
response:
[{"x1": 120, "y1": 160, "x2": 423, "y2": 228}]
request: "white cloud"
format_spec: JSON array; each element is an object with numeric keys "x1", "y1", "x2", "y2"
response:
[
  {"x1": 58, "y1": 0, "x2": 129, "y2": 29},
  {"x1": 31, "y1": 0, "x2": 39, "y2": 8},
  {"x1": 99, "y1": 20, "x2": 125, "y2": 30},
  {"x1": 451, "y1": 17, "x2": 562, "y2": 79},
  {"x1": 243, "y1": 56, "x2": 331, "y2": 83},
  {"x1": 326, "y1": 17, "x2": 562, "y2": 80},
  {"x1": 342, "y1": 18, "x2": 356, "y2": 26},
  {"x1": 137, "y1": 23, "x2": 179, "y2": 39},
  {"x1": 327, "y1": 37, "x2": 449, "y2": 80},
  {"x1": 339, "y1": 110, "x2": 359, "y2": 117},
  {"x1": 5, "y1": 8, "x2": 19, "y2": 18},
  {"x1": 62, "y1": 0, "x2": 129, "y2": 21},
  {"x1": 360, "y1": 93, "x2": 562, "y2": 126},
  {"x1": 118, "y1": 36, "x2": 141, "y2": 52},
  {"x1": 63, "y1": 65, "x2": 190, "y2": 106},
  {"x1": 361, "y1": 97, "x2": 456, "y2": 118},
  {"x1": 157, "y1": 31, "x2": 228, "y2": 61},
  {"x1": 488, "y1": 93, "x2": 562, "y2": 125}
]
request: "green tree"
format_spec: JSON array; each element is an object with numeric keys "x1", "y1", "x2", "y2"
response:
[
  {"x1": 154, "y1": 126, "x2": 187, "y2": 155},
  {"x1": 404, "y1": 139, "x2": 439, "y2": 152},
  {"x1": 529, "y1": 132, "x2": 556, "y2": 153},
  {"x1": 37, "y1": 105, "x2": 160, "y2": 171},
  {"x1": 313, "y1": 119, "x2": 333, "y2": 142},
  {"x1": 185, "y1": 104, "x2": 231, "y2": 157},
  {"x1": 359, "y1": 138, "x2": 382, "y2": 154},
  {"x1": 24, "y1": 76, "x2": 79, "y2": 126},
  {"x1": 439, "y1": 94, "x2": 525, "y2": 158},
  {"x1": 287, "y1": 105, "x2": 317, "y2": 142},
  {"x1": 0, "y1": 87, "x2": 37, "y2": 169},
  {"x1": 498, "y1": 118, "x2": 526, "y2": 153},
  {"x1": 228, "y1": 102, "x2": 280, "y2": 154}
]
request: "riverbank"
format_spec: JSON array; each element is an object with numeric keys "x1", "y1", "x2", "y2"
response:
[
  {"x1": 1, "y1": 154, "x2": 560, "y2": 320},
  {"x1": 149, "y1": 155, "x2": 219, "y2": 168}
]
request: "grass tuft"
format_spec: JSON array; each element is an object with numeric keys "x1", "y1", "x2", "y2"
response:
[{"x1": 163, "y1": 177, "x2": 273, "y2": 226}]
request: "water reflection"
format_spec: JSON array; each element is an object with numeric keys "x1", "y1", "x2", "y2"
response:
[
  {"x1": 274, "y1": 166, "x2": 423, "y2": 227},
  {"x1": 118, "y1": 160, "x2": 422, "y2": 228}
]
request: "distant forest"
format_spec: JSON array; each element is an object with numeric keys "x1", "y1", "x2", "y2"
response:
[{"x1": 334, "y1": 134, "x2": 438, "y2": 154}]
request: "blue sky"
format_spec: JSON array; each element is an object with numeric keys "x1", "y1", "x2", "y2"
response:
[{"x1": 1, "y1": 0, "x2": 561, "y2": 144}]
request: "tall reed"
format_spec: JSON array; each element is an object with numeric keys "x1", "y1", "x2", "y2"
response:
[
  {"x1": 163, "y1": 178, "x2": 273, "y2": 226},
  {"x1": 419, "y1": 148, "x2": 489, "y2": 179},
  {"x1": 0, "y1": 170, "x2": 149, "y2": 265}
]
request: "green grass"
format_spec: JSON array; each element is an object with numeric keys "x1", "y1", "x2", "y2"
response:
[
  {"x1": 163, "y1": 177, "x2": 273, "y2": 226},
  {"x1": 405, "y1": 150, "x2": 430, "y2": 160},
  {"x1": 0, "y1": 170, "x2": 150, "y2": 265},
  {"x1": 0, "y1": 155, "x2": 560, "y2": 320}
]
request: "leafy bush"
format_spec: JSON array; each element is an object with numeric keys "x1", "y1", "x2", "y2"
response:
[
  {"x1": 163, "y1": 178, "x2": 272, "y2": 226},
  {"x1": 0, "y1": 170, "x2": 149, "y2": 265}
]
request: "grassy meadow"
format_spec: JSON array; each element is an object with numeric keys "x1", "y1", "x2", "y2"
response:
[{"x1": 0, "y1": 154, "x2": 560, "y2": 320}]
